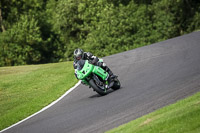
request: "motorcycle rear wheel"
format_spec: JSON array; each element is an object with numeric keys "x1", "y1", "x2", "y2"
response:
[{"x1": 112, "y1": 78, "x2": 121, "y2": 90}]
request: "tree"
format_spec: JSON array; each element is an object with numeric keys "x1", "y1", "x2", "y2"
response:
[
  {"x1": 0, "y1": 8, "x2": 5, "y2": 32},
  {"x1": 0, "y1": 0, "x2": 200, "y2": 66},
  {"x1": 0, "y1": 14, "x2": 43, "y2": 66}
]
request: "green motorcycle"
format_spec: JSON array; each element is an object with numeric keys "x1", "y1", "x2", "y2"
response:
[{"x1": 76, "y1": 59, "x2": 121, "y2": 96}]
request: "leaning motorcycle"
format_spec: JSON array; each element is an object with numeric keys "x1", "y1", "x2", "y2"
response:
[{"x1": 76, "y1": 59, "x2": 121, "y2": 96}]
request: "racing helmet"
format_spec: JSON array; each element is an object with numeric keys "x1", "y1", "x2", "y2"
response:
[{"x1": 74, "y1": 48, "x2": 84, "y2": 60}]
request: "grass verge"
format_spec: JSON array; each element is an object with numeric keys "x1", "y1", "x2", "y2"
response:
[
  {"x1": 0, "y1": 62, "x2": 77, "y2": 131},
  {"x1": 107, "y1": 91, "x2": 200, "y2": 133}
]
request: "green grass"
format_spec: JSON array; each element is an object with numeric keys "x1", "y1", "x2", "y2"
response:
[
  {"x1": 1, "y1": 62, "x2": 200, "y2": 132},
  {"x1": 107, "y1": 92, "x2": 200, "y2": 133},
  {"x1": 0, "y1": 62, "x2": 77, "y2": 130}
]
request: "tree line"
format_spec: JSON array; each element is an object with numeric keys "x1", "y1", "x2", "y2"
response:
[{"x1": 0, "y1": 0, "x2": 200, "y2": 66}]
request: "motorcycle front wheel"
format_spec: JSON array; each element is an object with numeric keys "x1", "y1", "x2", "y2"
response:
[{"x1": 89, "y1": 79, "x2": 107, "y2": 96}]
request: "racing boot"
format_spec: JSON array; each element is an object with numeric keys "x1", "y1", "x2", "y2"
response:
[
  {"x1": 104, "y1": 66, "x2": 116, "y2": 88},
  {"x1": 97, "y1": 61, "x2": 115, "y2": 78},
  {"x1": 105, "y1": 66, "x2": 116, "y2": 80}
]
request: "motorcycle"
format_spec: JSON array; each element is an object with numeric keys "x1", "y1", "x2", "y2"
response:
[{"x1": 76, "y1": 59, "x2": 121, "y2": 96}]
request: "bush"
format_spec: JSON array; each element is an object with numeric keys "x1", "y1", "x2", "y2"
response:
[
  {"x1": 0, "y1": 14, "x2": 43, "y2": 66},
  {"x1": 1, "y1": 0, "x2": 200, "y2": 66}
]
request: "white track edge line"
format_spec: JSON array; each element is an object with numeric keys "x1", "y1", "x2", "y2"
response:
[{"x1": 0, "y1": 81, "x2": 81, "y2": 133}]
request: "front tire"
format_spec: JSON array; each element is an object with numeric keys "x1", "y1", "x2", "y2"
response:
[{"x1": 89, "y1": 79, "x2": 107, "y2": 96}]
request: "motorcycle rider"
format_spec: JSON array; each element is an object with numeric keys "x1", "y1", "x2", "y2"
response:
[{"x1": 73, "y1": 48, "x2": 114, "y2": 82}]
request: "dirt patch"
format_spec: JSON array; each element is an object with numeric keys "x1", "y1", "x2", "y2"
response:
[{"x1": 140, "y1": 118, "x2": 153, "y2": 126}]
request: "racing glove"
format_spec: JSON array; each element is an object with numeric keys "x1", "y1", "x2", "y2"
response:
[{"x1": 92, "y1": 58, "x2": 99, "y2": 65}]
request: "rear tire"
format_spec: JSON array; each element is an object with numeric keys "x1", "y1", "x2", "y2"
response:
[
  {"x1": 89, "y1": 79, "x2": 107, "y2": 96},
  {"x1": 112, "y1": 78, "x2": 121, "y2": 90}
]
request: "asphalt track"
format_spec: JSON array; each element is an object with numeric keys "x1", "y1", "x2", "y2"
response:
[{"x1": 2, "y1": 31, "x2": 200, "y2": 133}]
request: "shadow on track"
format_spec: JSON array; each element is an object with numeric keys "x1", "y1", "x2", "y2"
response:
[{"x1": 89, "y1": 87, "x2": 123, "y2": 98}]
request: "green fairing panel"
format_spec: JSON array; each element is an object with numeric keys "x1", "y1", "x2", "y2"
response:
[
  {"x1": 77, "y1": 60, "x2": 93, "y2": 80},
  {"x1": 92, "y1": 67, "x2": 108, "y2": 80},
  {"x1": 77, "y1": 59, "x2": 108, "y2": 82}
]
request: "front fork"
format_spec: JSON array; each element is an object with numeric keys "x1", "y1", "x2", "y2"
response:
[{"x1": 93, "y1": 74, "x2": 110, "y2": 92}]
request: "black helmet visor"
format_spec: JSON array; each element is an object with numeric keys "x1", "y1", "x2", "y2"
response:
[{"x1": 76, "y1": 54, "x2": 82, "y2": 60}]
